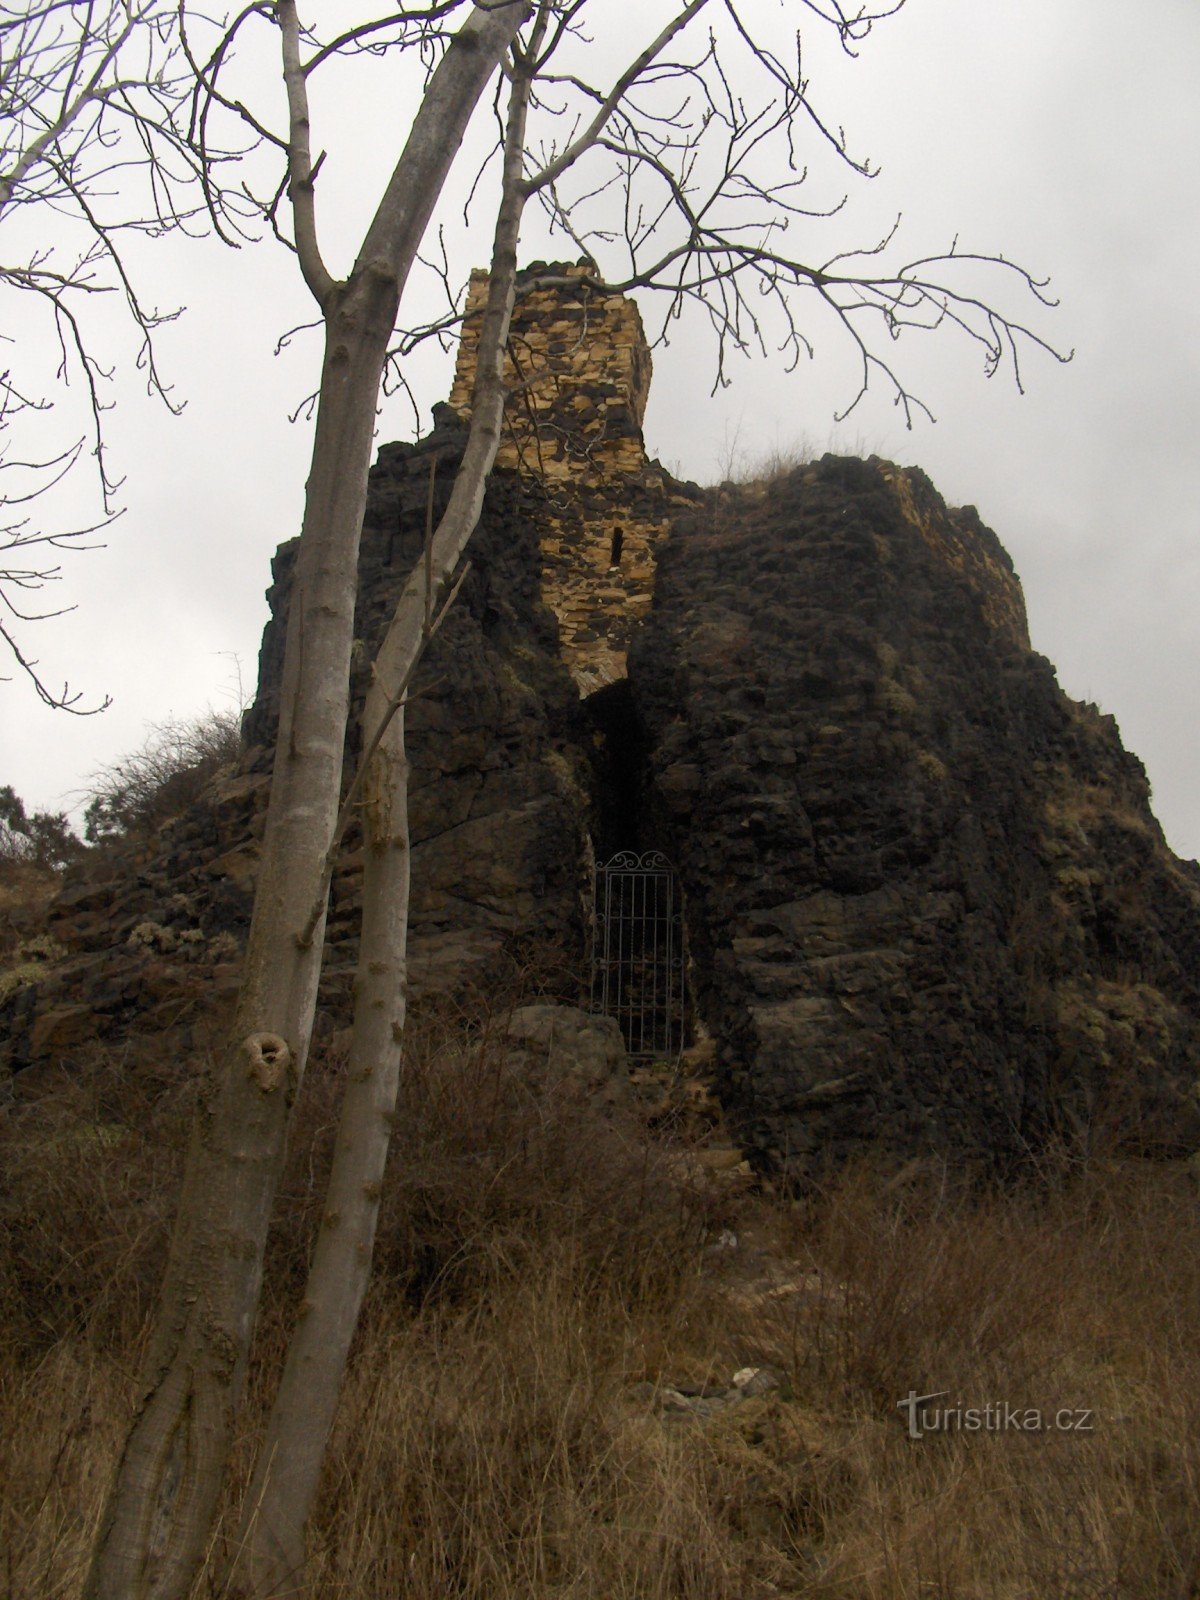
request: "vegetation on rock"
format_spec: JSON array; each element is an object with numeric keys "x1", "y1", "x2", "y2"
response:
[
  {"x1": 81, "y1": 708, "x2": 242, "y2": 844},
  {"x1": 0, "y1": 788, "x2": 79, "y2": 870}
]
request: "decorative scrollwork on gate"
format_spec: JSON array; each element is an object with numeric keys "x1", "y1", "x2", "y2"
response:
[{"x1": 590, "y1": 851, "x2": 685, "y2": 1060}]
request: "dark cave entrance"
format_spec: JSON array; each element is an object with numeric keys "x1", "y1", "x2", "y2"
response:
[
  {"x1": 582, "y1": 676, "x2": 650, "y2": 860},
  {"x1": 582, "y1": 677, "x2": 688, "y2": 1059}
]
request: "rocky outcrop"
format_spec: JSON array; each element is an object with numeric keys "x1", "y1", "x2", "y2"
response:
[
  {"x1": 631, "y1": 455, "x2": 1200, "y2": 1174},
  {"x1": 5, "y1": 270, "x2": 1200, "y2": 1184},
  {"x1": 247, "y1": 411, "x2": 592, "y2": 1007},
  {"x1": 0, "y1": 262, "x2": 698, "y2": 1084},
  {"x1": 1, "y1": 415, "x2": 594, "y2": 1078}
]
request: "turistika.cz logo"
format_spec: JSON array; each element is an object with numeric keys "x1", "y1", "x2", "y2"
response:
[{"x1": 897, "y1": 1390, "x2": 1095, "y2": 1441}]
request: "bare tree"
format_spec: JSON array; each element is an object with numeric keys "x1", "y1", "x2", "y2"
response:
[
  {"x1": 87, "y1": 3, "x2": 1067, "y2": 1597},
  {"x1": 0, "y1": 0, "x2": 233, "y2": 710},
  {"x1": 86, "y1": 7, "x2": 536, "y2": 1597}
]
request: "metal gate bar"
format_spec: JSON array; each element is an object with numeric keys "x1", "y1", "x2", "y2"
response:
[{"x1": 590, "y1": 851, "x2": 684, "y2": 1059}]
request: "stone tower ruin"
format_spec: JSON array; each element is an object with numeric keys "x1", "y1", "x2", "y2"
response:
[{"x1": 448, "y1": 261, "x2": 690, "y2": 694}]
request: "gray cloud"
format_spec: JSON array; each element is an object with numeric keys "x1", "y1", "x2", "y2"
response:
[{"x1": 7, "y1": 0, "x2": 1199, "y2": 859}]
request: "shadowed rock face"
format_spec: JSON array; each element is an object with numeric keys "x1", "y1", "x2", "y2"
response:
[
  {"x1": 6, "y1": 444, "x2": 1200, "y2": 1179},
  {"x1": 233, "y1": 412, "x2": 595, "y2": 1009},
  {"x1": 1, "y1": 422, "x2": 594, "y2": 1077},
  {"x1": 630, "y1": 456, "x2": 1200, "y2": 1175}
]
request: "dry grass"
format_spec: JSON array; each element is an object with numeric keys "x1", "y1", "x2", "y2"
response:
[
  {"x1": 708, "y1": 431, "x2": 881, "y2": 488},
  {"x1": 3, "y1": 1024, "x2": 1199, "y2": 1600},
  {"x1": 775, "y1": 1161, "x2": 1200, "y2": 1598},
  {"x1": 0, "y1": 860, "x2": 60, "y2": 958}
]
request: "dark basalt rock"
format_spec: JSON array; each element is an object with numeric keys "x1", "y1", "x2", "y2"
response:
[
  {"x1": 1, "y1": 433, "x2": 591, "y2": 1076},
  {"x1": 5, "y1": 422, "x2": 1200, "y2": 1182},
  {"x1": 630, "y1": 456, "x2": 1200, "y2": 1176},
  {"x1": 248, "y1": 428, "x2": 590, "y2": 1007}
]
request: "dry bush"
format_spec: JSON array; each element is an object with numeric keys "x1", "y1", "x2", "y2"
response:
[
  {"x1": 710, "y1": 433, "x2": 881, "y2": 488},
  {"x1": 219, "y1": 1014, "x2": 771, "y2": 1599},
  {"x1": 711, "y1": 429, "x2": 816, "y2": 486},
  {"x1": 0, "y1": 1053, "x2": 195, "y2": 1357},
  {"x1": 294, "y1": 1264, "x2": 781, "y2": 1600},
  {"x1": 246, "y1": 1007, "x2": 725, "y2": 1322},
  {"x1": 0, "y1": 860, "x2": 61, "y2": 973},
  {"x1": 0, "y1": 1048, "x2": 197, "y2": 1597},
  {"x1": 0, "y1": 1009, "x2": 739, "y2": 1597},
  {"x1": 277, "y1": 1154, "x2": 1200, "y2": 1600},
  {"x1": 82, "y1": 706, "x2": 242, "y2": 843},
  {"x1": 373, "y1": 1014, "x2": 715, "y2": 1304}
]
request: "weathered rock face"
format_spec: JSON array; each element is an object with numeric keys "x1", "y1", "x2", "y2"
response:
[
  {"x1": 5, "y1": 270, "x2": 1200, "y2": 1183},
  {"x1": 630, "y1": 455, "x2": 1200, "y2": 1173},
  {"x1": 0, "y1": 415, "x2": 596, "y2": 1077},
  {"x1": 1, "y1": 264, "x2": 695, "y2": 1081},
  {"x1": 246, "y1": 410, "x2": 592, "y2": 1007}
]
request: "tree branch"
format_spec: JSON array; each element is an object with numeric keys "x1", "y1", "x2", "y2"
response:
[
  {"x1": 277, "y1": 0, "x2": 335, "y2": 304},
  {"x1": 523, "y1": 0, "x2": 711, "y2": 195}
]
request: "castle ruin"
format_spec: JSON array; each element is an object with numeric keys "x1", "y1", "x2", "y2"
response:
[
  {"x1": 6, "y1": 264, "x2": 1200, "y2": 1177},
  {"x1": 448, "y1": 261, "x2": 687, "y2": 694}
]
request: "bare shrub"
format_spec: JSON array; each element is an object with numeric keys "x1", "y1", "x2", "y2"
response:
[
  {"x1": 249, "y1": 1007, "x2": 726, "y2": 1330},
  {"x1": 710, "y1": 433, "x2": 882, "y2": 487},
  {"x1": 82, "y1": 706, "x2": 242, "y2": 842},
  {"x1": 711, "y1": 421, "x2": 816, "y2": 484}
]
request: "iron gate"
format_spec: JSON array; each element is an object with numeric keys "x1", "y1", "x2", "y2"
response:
[{"x1": 590, "y1": 851, "x2": 685, "y2": 1060}]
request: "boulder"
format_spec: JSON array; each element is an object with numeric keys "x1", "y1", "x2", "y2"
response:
[{"x1": 504, "y1": 1003, "x2": 629, "y2": 1106}]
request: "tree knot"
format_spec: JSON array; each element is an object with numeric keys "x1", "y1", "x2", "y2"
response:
[{"x1": 242, "y1": 1032, "x2": 293, "y2": 1093}]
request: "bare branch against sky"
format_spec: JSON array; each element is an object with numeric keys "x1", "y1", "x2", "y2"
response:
[
  {"x1": 4, "y1": 0, "x2": 1199, "y2": 860},
  {"x1": 0, "y1": 0, "x2": 250, "y2": 711}
]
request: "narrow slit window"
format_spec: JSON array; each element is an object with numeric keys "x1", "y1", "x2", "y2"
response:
[{"x1": 609, "y1": 527, "x2": 624, "y2": 568}]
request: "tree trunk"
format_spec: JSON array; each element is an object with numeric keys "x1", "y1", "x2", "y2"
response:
[
  {"x1": 85, "y1": 275, "x2": 399, "y2": 1600},
  {"x1": 229, "y1": 698, "x2": 413, "y2": 1600},
  {"x1": 230, "y1": 51, "x2": 537, "y2": 1594},
  {"x1": 86, "y1": 9, "x2": 531, "y2": 1598}
]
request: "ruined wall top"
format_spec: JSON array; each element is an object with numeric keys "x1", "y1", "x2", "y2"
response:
[
  {"x1": 448, "y1": 261, "x2": 653, "y2": 480},
  {"x1": 447, "y1": 261, "x2": 701, "y2": 697}
]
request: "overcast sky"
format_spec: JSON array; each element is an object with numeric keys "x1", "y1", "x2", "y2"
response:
[{"x1": 6, "y1": 0, "x2": 1200, "y2": 860}]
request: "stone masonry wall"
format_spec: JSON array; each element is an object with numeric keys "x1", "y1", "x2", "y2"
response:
[
  {"x1": 448, "y1": 262, "x2": 652, "y2": 477},
  {"x1": 449, "y1": 261, "x2": 696, "y2": 694}
]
